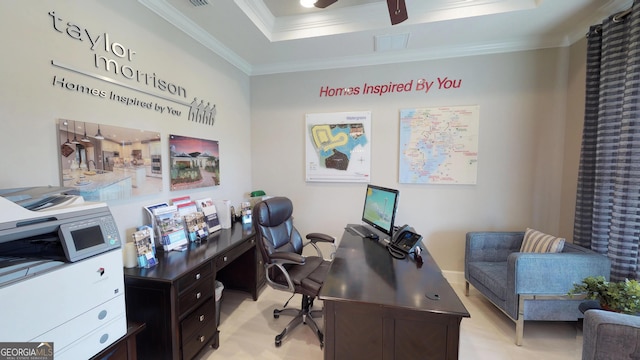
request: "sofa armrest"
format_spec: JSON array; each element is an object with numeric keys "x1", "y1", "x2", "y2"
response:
[
  {"x1": 507, "y1": 252, "x2": 611, "y2": 295},
  {"x1": 583, "y1": 310, "x2": 640, "y2": 360}
]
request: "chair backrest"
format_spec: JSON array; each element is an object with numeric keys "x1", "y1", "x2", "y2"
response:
[{"x1": 252, "y1": 197, "x2": 304, "y2": 264}]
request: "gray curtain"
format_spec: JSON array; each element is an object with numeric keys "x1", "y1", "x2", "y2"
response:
[{"x1": 573, "y1": 1, "x2": 640, "y2": 282}]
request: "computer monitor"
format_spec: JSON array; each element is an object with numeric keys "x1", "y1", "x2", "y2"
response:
[{"x1": 361, "y1": 184, "x2": 399, "y2": 237}]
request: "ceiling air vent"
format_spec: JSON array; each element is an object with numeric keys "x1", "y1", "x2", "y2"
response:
[
  {"x1": 189, "y1": 0, "x2": 209, "y2": 6},
  {"x1": 374, "y1": 33, "x2": 410, "y2": 52}
]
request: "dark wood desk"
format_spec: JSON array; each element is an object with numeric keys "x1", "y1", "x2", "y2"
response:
[
  {"x1": 123, "y1": 222, "x2": 264, "y2": 360},
  {"x1": 319, "y1": 227, "x2": 470, "y2": 360},
  {"x1": 90, "y1": 322, "x2": 146, "y2": 360}
]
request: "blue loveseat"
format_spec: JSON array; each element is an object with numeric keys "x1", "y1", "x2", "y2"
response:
[{"x1": 464, "y1": 231, "x2": 611, "y2": 345}]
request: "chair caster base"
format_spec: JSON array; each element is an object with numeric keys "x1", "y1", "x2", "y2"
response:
[
  {"x1": 272, "y1": 295, "x2": 324, "y2": 348},
  {"x1": 275, "y1": 333, "x2": 284, "y2": 347}
]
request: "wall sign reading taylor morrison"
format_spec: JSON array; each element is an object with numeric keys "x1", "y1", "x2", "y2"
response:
[{"x1": 47, "y1": 11, "x2": 216, "y2": 125}]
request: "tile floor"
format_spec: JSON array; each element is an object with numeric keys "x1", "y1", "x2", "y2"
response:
[{"x1": 201, "y1": 280, "x2": 582, "y2": 359}]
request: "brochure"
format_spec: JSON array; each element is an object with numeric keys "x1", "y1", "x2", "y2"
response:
[
  {"x1": 185, "y1": 211, "x2": 209, "y2": 241},
  {"x1": 143, "y1": 202, "x2": 168, "y2": 224},
  {"x1": 196, "y1": 198, "x2": 221, "y2": 232},
  {"x1": 132, "y1": 227, "x2": 157, "y2": 268},
  {"x1": 153, "y1": 205, "x2": 188, "y2": 251},
  {"x1": 143, "y1": 202, "x2": 169, "y2": 247},
  {"x1": 171, "y1": 196, "x2": 192, "y2": 206},
  {"x1": 177, "y1": 201, "x2": 198, "y2": 217}
]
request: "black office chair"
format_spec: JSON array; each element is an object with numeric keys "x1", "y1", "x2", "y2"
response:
[{"x1": 252, "y1": 197, "x2": 335, "y2": 348}]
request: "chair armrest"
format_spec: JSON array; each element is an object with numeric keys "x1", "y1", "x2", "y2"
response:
[
  {"x1": 305, "y1": 233, "x2": 337, "y2": 259},
  {"x1": 306, "y1": 233, "x2": 336, "y2": 243},
  {"x1": 264, "y1": 252, "x2": 305, "y2": 293},
  {"x1": 270, "y1": 251, "x2": 305, "y2": 265},
  {"x1": 583, "y1": 310, "x2": 640, "y2": 360}
]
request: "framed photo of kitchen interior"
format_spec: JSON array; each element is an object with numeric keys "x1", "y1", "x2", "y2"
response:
[
  {"x1": 169, "y1": 134, "x2": 220, "y2": 191},
  {"x1": 56, "y1": 119, "x2": 163, "y2": 201}
]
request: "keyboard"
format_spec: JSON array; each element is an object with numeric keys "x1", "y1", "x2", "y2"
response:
[{"x1": 347, "y1": 224, "x2": 373, "y2": 238}]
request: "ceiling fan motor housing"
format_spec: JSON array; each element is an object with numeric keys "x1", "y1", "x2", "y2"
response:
[{"x1": 315, "y1": 0, "x2": 408, "y2": 25}]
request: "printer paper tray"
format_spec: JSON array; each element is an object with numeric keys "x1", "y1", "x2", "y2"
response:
[
  {"x1": 0, "y1": 249, "x2": 126, "y2": 359},
  {"x1": 33, "y1": 296, "x2": 126, "y2": 360}
]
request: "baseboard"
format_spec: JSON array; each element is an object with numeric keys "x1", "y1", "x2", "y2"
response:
[{"x1": 442, "y1": 270, "x2": 465, "y2": 285}]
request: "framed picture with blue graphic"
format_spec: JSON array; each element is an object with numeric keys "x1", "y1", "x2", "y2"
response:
[
  {"x1": 305, "y1": 111, "x2": 371, "y2": 183},
  {"x1": 399, "y1": 105, "x2": 479, "y2": 184}
]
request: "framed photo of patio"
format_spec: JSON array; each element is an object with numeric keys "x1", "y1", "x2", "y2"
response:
[{"x1": 169, "y1": 134, "x2": 220, "y2": 191}]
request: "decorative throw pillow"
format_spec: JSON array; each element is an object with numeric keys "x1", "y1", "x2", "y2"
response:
[{"x1": 520, "y1": 228, "x2": 565, "y2": 253}]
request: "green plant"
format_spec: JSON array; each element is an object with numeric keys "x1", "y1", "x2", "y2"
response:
[{"x1": 568, "y1": 276, "x2": 640, "y2": 314}]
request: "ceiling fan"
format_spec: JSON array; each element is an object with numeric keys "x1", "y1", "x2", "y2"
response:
[{"x1": 314, "y1": 0, "x2": 408, "y2": 25}]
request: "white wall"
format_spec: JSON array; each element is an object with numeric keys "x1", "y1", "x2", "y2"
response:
[
  {"x1": 560, "y1": 38, "x2": 588, "y2": 240},
  {"x1": 251, "y1": 48, "x2": 574, "y2": 272},
  {"x1": 0, "y1": 1, "x2": 251, "y2": 242}
]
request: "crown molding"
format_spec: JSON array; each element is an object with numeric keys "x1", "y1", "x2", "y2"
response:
[
  {"x1": 237, "y1": 0, "x2": 391, "y2": 41},
  {"x1": 249, "y1": 36, "x2": 568, "y2": 76},
  {"x1": 233, "y1": 0, "x2": 274, "y2": 40},
  {"x1": 238, "y1": 0, "x2": 539, "y2": 42},
  {"x1": 138, "y1": 0, "x2": 253, "y2": 75}
]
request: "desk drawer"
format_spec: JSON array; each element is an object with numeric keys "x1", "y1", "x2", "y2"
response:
[
  {"x1": 177, "y1": 262, "x2": 213, "y2": 294},
  {"x1": 181, "y1": 314, "x2": 216, "y2": 360},
  {"x1": 215, "y1": 237, "x2": 254, "y2": 270},
  {"x1": 181, "y1": 297, "x2": 215, "y2": 342},
  {"x1": 178, "y1": 276, "x2": 214, "y2": 316}
]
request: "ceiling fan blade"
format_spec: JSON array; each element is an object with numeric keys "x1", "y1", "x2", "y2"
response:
[
  {"x1": 315, "y1": 0, "x2": 338, "y2": 8},
  {"x1": 386, "y1": 0, "x2": 408, "y2": 25}
]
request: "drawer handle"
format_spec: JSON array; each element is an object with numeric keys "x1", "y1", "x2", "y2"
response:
[
  {"x1": 223, "y1": 256, "x2": 228, "y2": 262},
  {"x1": 199, "y1": 314, "x2": 205, "y2": 322},
  {"x1": 196, "y1": 292, "x2": 202, "y2": 299},
  {"x1": 199, "y1": 335, "x2": 205, "y2": 343},
  {"x1": 195, "y1": 273, "x2": 201, "y2": 280}
]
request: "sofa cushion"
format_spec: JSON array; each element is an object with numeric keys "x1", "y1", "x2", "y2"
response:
[
  {"x1": 467, "y1": 261, "x2": 507, "y2": 301},
  {"x1": 520, "y1": 228, "x2": 565, "y2": 253}
]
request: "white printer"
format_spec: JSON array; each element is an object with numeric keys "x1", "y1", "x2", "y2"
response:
[{"x1": 0, "y1": 187, "x2": 126, "y2": 360}]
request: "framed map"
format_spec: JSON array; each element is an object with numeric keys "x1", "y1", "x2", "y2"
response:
[
  {"x1": 399, "y1": 105, "x2": 479, "y2": 184},
  {"x1": 305, "y1": 111, "x2": 371, "y2": 182}
]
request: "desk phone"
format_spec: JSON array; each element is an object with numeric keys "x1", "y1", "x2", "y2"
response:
[{"x1": 387, "y1": 224, "x2": 423, "y2": 259}]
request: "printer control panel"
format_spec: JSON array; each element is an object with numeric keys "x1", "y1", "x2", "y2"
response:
[
  {"x1": 98, "y1": 215, "x2": 121, "y2": 246},
  {"x1": 58, "y1": 214, "x2": 122, "y2": 262}
]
